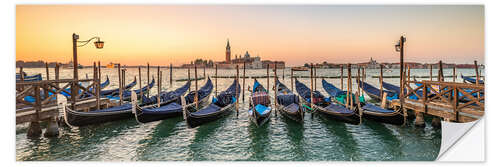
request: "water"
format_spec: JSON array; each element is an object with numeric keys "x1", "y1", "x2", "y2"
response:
[{"x1": 16, "y1": 67, "x2": 479, "y2": 161}]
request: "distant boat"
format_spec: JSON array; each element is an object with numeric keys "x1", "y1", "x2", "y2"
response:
[
  {"x1": 106, "y1": 62, "x2": 118, "y2": 68},
  {"x1": 63, "y1": 64, "x2": 83, "y2": 69},
  {"x1": 292, "y1": 67, "x2": 309, "y2": 71}
]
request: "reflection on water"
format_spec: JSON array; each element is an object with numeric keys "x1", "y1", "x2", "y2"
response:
[{"x1": 16, "y1": 68, "x2": 446, "y2": 161}]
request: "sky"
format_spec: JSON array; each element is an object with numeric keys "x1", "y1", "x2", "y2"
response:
[{"x1": 16, "y1": 5, "x2": 484, "y2": 66}]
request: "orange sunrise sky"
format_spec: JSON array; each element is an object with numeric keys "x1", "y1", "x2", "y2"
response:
[{"x1": 16, "y1": 5, "x2": 484, "y2": 66}]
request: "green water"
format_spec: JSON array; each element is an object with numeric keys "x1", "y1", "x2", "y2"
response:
[{"x1": 15, "y1": 67, "x2": 459, "y2": 161}]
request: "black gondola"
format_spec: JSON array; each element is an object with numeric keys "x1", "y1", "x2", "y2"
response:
[
  {"x1": 275, "y1": 79, "x2": 303, "y2": 123},
  {"x1": 132, "y1": 78, "x2": 213, "y2": 123},
  {"x1": 100, "y1": 77, "x2": 138, "y2": 96},
  {"x1": 248, "y1": 79, "x2": 272, "y2": 126},
  {"x1": 461, "y1": 74, "x2": 484, "y2": 84},
  {"x1": 118, "y1": 78, "x2": 156, "y2": 101},
  {"x1": 322, "y1": 79, "x2": 405, "y2": 125},
  {"x1": 185, "y1": 79, "x2": 240, "y2": 128},
  {"x1": 357, "y1": 80, "x2": 398, "y2": 102},
  {"x1": 295, "y1": 79, "x2": 361, "y2": 125},
  {"x1": 62, "y1": 81, "x2": 190, "y2": 127}
]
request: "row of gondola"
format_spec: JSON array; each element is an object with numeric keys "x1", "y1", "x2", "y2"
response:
[{"x1": 61, "y1": 74, "x2": 412, "y2": 131}]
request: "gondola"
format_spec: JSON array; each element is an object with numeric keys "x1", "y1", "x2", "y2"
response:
[
  {"x1": 383, "y1": 81, "x2": 423, "y2": 100},
  {"x1": 62, "y1": 81, "x2": 190, "y2": 127},
  {"x1": 275, "y1": 79, "x2": 303, "y2": 123},
  {"x1": 461, "y1": 74, "x2": 484, "y2": 84},
  {"x1": 356, "y1": 80, "x2": 398, "y2": 102},
  {"x1": 248, "y1": 79, "x2": 272, "y2": 126},
  {"x1": 99, "y1": 77, "x2": 138, "y2": 96},
  {"x1": 114, "y1": 78, "x2": 156, "y2": 101},
  {"x1": 323, "y1": 79, "x2": 404, "y2": 125},
  {"x1": 295, "y1": 79, "x2": 361, "y2": 125},
  {"x1": 16, "y1": 73, "x2": 42, "y2": 82},
  {"x1": 184, "y1": 79, "x2": 240, "y2": 128},
  {"x1": 132, "y1": 77, "x2": 213, "y2": 123}
]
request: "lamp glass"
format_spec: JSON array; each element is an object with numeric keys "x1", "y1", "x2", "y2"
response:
[{"x1": 94, "y1": 41, "x2": 104, "y2": 49}]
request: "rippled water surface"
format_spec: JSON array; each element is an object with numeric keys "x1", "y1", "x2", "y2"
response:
[{"x1": 16, "y1": 67, "x2": 479, "y2": 161}]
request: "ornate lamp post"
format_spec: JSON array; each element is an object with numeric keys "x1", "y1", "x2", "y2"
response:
[
  {"x1": 72, "y1": 33, "x2": 104, "y2": 80},
  {"x1": 71, "y1": 33, "x2": 104, "y2": 109},
  {"x1": 395, "y1": 35, "x2": 407, "y2": 125}
]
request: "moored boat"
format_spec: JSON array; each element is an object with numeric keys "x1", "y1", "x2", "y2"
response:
[
  {"x1": 62, "y1": 81, "x2": 190, "y2": 127},
  {"x1": 248, "y1": 79, "x2": 272, "y2": 126},
  {"x1": 184, "y1": 79, "x2": 240, "y2": 128},
  {"x1": 275, "y1": 79, "x2": 303, "y2": 123},
  {"x1": 323, "y1": 79, "x2": 405, "y2": 125},
  {"x1": 132, "y1": 78, "x2": 213, "y2": 123},
  {"x1": 295, "y1": 79, "x2": 361, "y2": 125}
]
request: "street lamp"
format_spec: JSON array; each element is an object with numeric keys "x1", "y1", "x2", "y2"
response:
[
  {"x1": 72, "y1": 33, "x2": 104, "y2": 80},
  {"x1": 70, "y1": 33, "x2": 104, "y2": 109},
  {"x1": 395, "y1": 36, "x2": 405, "y2": 52}
]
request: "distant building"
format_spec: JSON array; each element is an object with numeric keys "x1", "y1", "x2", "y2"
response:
[{"x1": 215, "y1": 39, "x2": 284, "y2": 69}]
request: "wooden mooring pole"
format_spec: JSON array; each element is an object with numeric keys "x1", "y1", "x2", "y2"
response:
[
  {"x1": 347, "y1": 64, "x2": 352, "y2": 110},
  {"x1": 215, "y1": 64, "x2": 217, "y2": 96},
  {"x1": 157, "y1": 66, "x2": 161, "y2": 107},
  {"x1": 97, "y1": 61, "x2": 101, "y2": 110},
  {"x1": 282, "y1": 66, "x2": 285, "y2": 80},
  {"x1": 195, "y1": 64, "x2": 198, "y2": 109},
  {"x1": 429, "y1": 64, "x2": 433, "y2": 81},
  {"x1": 236, "y1": 65, "x2": 239, "y2": 117},
  {"x1": 340, "y1": 64, "x2": 344, "y2": 90},
  {"x1": 267, "y1": 64, "x2": 270, "y2": 91},
  {"x1": 474, "y1": 60, "x2": 480, "y2": 85},
  {"x1": 314, "y1": 64, "x2": 317, "y2": 91},
  {"x1": 291, "y1": 69, "x2": 294, "y2": 93},
  {"x1": 274, "y1": 61, "x2": 278, "y2": 116},
  {"x1": 147, "y1": 63, "x2": 150, "y2": 97},
  {"x1": 118, "y1": 64, "x2": 122, "y2": 105},
  {"x1": 310, "y1": 63, "x2": 314, "y2": 109},
  {"x1": 188, "y1": 67, "x2": 191, "y2": 92},
  {"x1": 243, "y1": 62, "x2": 246, "y2": 102},
  {"x1": 453, "y1": 64, "x2": 456, "y2": 82},
  {"x1": 45, "y1": 63, "x2": 50, "y2": 80},
  {"x1": 139, "y1": 66, "x2": 143, "y2": 99},
  {"x1": 170, "y1": 63, "x2": 173, "y2": 87},
  {"x1": 379, "y1": 64, "x2": 384, "y2": 100}
]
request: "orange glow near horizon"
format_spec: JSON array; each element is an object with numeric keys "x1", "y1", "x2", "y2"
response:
[{"x1": 16, "y1": 5, "x2": 484, "y2": 66}]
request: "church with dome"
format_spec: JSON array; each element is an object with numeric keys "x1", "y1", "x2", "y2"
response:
[{"x1": 216, "y1": 39, "x2": 284, "y2": 69}]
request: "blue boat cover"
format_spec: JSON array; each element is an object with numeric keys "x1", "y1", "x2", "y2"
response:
[
  {"x1": 275, "y1": 79, "x2": 300, "y2": 106},
  {"x1": 294, "y1": 78, "x2": 326, "y2": 103},
  {"x1": 101, "y1": 79, "x2": 138, "y2": 96},
  {"x1": 192, "y1": 79, "x2": 240, "y2": 116},
  {"x1": 140, "y1": 81, "x2": 190, "y2": 105},
  {"x1": 357, "y1": 80, "x2": 398, "y2": 100},
  {"x1": 121, "y1": 78, "x2": 155, "y2": 98},
  {"x1": 362, "y1": 103, "x2": 394, "y2": 113},
  {"x1": 141, "y1": 102, "x2": 182, "y2": 114},
  {"x1": 382, "y1": 81, "x2": 402, "y2": 95},
  {"x1": 252, "y1": 79, "x2": 267, "y2": 93},
  {"x1": 277, "y1": 94, "x2": 298, "y2": 106},
  {"x1": 255, "y1": 104, "x2": 271, "y2": 115},
  {"x1": 191, "y1": 104, "x2": 221, "y2": 116},
  {"x1": 185, "y1": 77, "x2": 213, "y2": 103},
  {"x1": 324, "y1": 103, "x2": 354, "y2": 114},
  {"x1": 16, "y1": 73, "x2": 42, "y2": 82},
  {"x1": 462, "y1": 74, "x2": 484, "y2": 84},
  {"x1": 322, "y1": 79, "x2": 343, "y2": 97}
]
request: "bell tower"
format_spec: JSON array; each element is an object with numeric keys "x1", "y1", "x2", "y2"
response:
[{"x1": 226, "y1": 39, "x2": 231, "y2": 63}]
